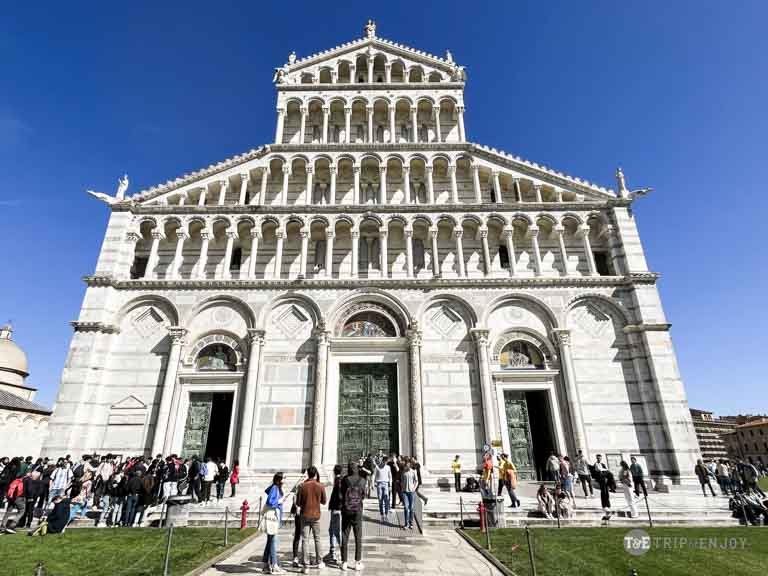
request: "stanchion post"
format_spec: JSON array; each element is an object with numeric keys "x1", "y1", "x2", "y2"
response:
[
  {"x1": 525, "y1": 525, "x2": 537, "y2": 576},
  {"x1": 644, "y1": 495, "x2": 653, "y2": 529},
  {"x1": 163, "y1": 525, "x2": 174, "y2": 576},
  {"x1": 459, "y1": 495, "x2": 464, "y2": 529},
  {"x1": 485, "y1": 507, "x2": 491, "y2": 551},
  {"x1": 555, "y1": 488, "x2": 561, "y2": 529},
  {"x1": 224, "y1": 507, "x2": 229, "y2": 547}
]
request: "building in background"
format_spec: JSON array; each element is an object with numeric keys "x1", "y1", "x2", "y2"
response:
[
  {"x1": 689, "y1": 409, "x2": 735, "y2": 460},
  {"x1": 0, "y1": 325, "x2": 52, "y2": 456},
  {"x1": 722, "y1": 418, "x2": 768, "y2": 465},
  {"x1": 43, "y1": 22, "x2": 699, "y2": 486}
]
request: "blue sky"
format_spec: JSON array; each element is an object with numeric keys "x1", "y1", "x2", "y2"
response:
[{"x1": 1, "y1": 2, "x2": 766, "y2": 414}]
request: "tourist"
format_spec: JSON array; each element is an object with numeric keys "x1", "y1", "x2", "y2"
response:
[
  {"x1": 1, "y1": 474, "x2": 26, "y2": 533},
  {"x1": 555, "y1": 484, "x2": 573, "y2": 518},
  {"x1": 374, "y1": 456, "x2": 392, "y2": 519},
  {"x1": 545, "y1": 452, "x2": 560, "y2": 482},
  {"x1": 39, "y1": 494, "x2": 70, "y2": 535},
  {"x1": 387, "y1": 455, "x2": 401, "y2": 509},
  {"x1": 262, "y1": 472, "x2": 288, "y2": 574},
  {"x1": 561, "y1": 456, "x2": 576, "y2": 506},
  {"x1": 19, "y1": 470, "x2": 46, "y2": 529},
  {"x1": 695, "y1": 459, "x2": 717, "y2": 497},
  {"x1": 361, "y1": 453, "x2": 375, "y2": 498},
  {"x1": 401, "y1": 461, "x2": 418, "y2": 530},
  {"x1": 536, "y1": 484, "x2": 554, "y2": 519},
  {"x1": 0, "y1": 456, "x2": 9, "y2": 509},
  {"x1": 619, "y1": 461, "x2": 637, "y2": 518},
  {"x1": 187, "y1": 456, "x2": 202, "y2": 503},
  {"x1": 593, "y1": 454, "x2": 612, "y2": 517},
  {"x1": 93, "y1": 455, "x2": 115, "y2": 507},
  {"x1": 48, "y1": 459, "x2": 72, "y2": 506},
  {"x1": 215, "y1": 460, "x2": 229, "y2": 501},
  {"x1": 574, "y1": 450, "x2": 593, "y2": 498},
  {"x1": 451, "y1": 455, "x2": 462, "y2": 492},
  {"x1": 201, "y1": 457, "x2": 216, "y2": 504},
  {"x1": 630, "y1": 456, "x2": 647, "y2": 498},
  {"x1": 96, "y1": 467, "x2": 123, "y2": 527},
  {"x1": 730, "y1": 462, "x2": 744, "y2": 493},
  {"x1": 741, "y1": 461, "x2": 766, "y2": 497},
  {"x1": 480, "y1": 452, "x2": 494, "y2": 498},
  {"x1": 161, "y1": 456, "x2": 179, "y2": 501},
  {"x1": 291, "y1": 469, "x2": 309, "y2": 568},
  {"x1": 326, "y1": 464, "x2": 343, "y2": 566},
  {"x1": 230, "y1": 459, "x2": 240, "y2": 498},
  {"x1": 297, "y1": 465, "x2": 326, "y2": 573},
  {"x1": 340, "y1": 461, "x2": 366, "y2": 571},
  {"x1": 497, "y1": 454, "x2": 520, "y2": 508}
]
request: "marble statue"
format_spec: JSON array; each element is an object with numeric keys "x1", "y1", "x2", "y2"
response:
[{"x1": 87, "y1": 173, "x2": 130, "y2": 205}]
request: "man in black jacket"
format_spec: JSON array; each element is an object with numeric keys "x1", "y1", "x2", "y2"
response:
[
  {"x1": 18, "y1": 472, "x2": 46, "y2": 528},
  {"x1": 124, "y1": 471, "x2": 145, "y2": 527}
]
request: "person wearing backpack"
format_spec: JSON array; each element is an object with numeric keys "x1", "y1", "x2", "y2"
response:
[
  {"x1": 325, "y1": 464, "x2": 343, "y2": 566},
  {"x1": 48, "y1": 460, "x2": 72, "y2": 506},
  {"x1": 340, "y1": 461, "x2": 366, "y2": 571},
  {"x1": 2, "y1": 475, "x2": 26, "y2": 533}
]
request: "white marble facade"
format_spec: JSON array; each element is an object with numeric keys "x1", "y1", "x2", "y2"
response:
[{"x1": 43, "y1": 22, "x2": 699, "y2": 484}]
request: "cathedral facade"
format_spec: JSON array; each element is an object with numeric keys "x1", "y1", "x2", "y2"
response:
[{"x1": 43, "y1": 23, "x2": 699, "y2": 485}]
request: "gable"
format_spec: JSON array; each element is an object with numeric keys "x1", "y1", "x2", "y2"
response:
[{"x1": 110, "y1": 395, "x2": 146, "y2": 410}]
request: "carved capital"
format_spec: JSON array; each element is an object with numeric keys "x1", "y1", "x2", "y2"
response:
[
  {"x1": 326, "y1": 229, "x2": 335, "y2": 239},
  {"x1": 313, "y1": 328, "x2": 331, "y2": 344},
  {"x1": 151, "y1": 230, "x2": 164, "y2": 241},
  {"x1": 379, "y1": 228, "x2": 388, "y2": 238},
  {"x1": 225, "y1": 230, "x2": 238, "y2": 240},
  {"x1": 471, "y1": 328, "x2": 490, "y2": 347},
  {"x1": 275, "y1": 229, "x2": 285, "y2": 239},
  {"x1": 502, "y1": 226, "x2": 514, "y2": 239},
  {"x1": 351, "y1": 230, "x2": 360, "y2": 239},
  {"x1": 453, "y1": 228, "x2": 463, "y2": 239},
  {"x1": 247, "y1": 328, "x2": 266, "y2": 346},
  {"x1": 404, "y1": 228, "x2": 413, "y2": 238},
  {"x1": 282, "y1": 165, "x2": 290, "y2": 175},
  {"x1": 167, "y1": 326, "x2": 188, "y2": 345},
  {"x1": 175, "y1": 230, "x2": 189, "y2": 241},
  {"x1": 306, "y1": 166, "x2": 314, "y2": 174},
  {"x1": 199, "y1": 230, "x2": 210, "y2": 241},
  {"x1": 406, "y1": 328, "x2": 422, "y2": 347},
  {"x1": 329, "y1": 166, "x2": 337, "y2": 175},
  {"x1": 250, "y1": 229, "x2": 262, "y2": 240},
  {"x1": 480, "y1": 227, "x2": 489, "y2": 239},
  {"x1": 126, "y1": 232, "x2": 141, "y2": 242},
  {"x1": 240, "y1": 172, "x2": 249, "y2": 182},
  {"x1": 551, "y1": 329, "x2": 571, "y2": 348}
]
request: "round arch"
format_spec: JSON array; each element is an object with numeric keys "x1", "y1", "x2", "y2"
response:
[
  {"x1": 183, "y1": 295, "x2": 256, "y2": 328},
  {"x1": 116, "y1": 295, "x2": 180, "y2": 326},
  {"x1": 481, "y1": 293, "x2": 560, "y2": 330}
]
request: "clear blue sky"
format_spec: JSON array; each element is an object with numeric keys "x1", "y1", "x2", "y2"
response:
[{"x1": 1, "y1": 2, "x2": 766, "y2": 414}]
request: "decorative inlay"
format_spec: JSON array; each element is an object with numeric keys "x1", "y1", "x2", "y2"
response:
[
  {"x1": 429, "y1": 304, "x2": 461, "y2": 337},
  {"x1": 274, "y1": 304, "x2": 310, "y2": 337},
  {"x1": 571, "y1": 303, "x2": 612, "y2": 339},
  {"x1": 131, "y1": 307, "x2": 165, "y2": 338}
]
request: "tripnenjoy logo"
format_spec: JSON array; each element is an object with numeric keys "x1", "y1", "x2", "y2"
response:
[{"x1": 623, "y1": 529, "x2": 748, "y2": 556}]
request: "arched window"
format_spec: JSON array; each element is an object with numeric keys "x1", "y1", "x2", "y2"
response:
[
  {"x1": 333, "y1": 125, "x2": 341, "y2": 143},
  {"x1": 499, "y1": 341, "x2": 545, "y2": 370},
  {"x1": 342, "y1": 311, "x2": 396, "y2": 337},
  {"x1": 417, "y1": 183, "x2": 427, "y2": 204},
  {"x1": 499, "y1": 246, "x2": 510, "y2": 270},
  {"x1": 314, "y1": 239, "x2": 326, "y2": 272},
  {"x1": 312, "y1": 125, "x2": 321, "y2": 143},
  {"x1": 400, "y1": 124, "x2": 409, "y2": 142},
  {"x1": 413, "y1": 238, "x2": 426, "y2": 271},
  {"x1": 419, "y1": 124, "x2": 428, "y2": 142},
  {"x1": 376, "y1": 125, "x2": 384, "y2": 142},
  {"x1": 356, "y1": 125, "x2": 364, "y2": 143},
  {"x1": 196, "y1": 344, "x2": 237, "y2": 371}
]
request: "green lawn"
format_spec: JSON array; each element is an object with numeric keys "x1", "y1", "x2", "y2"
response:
[
  {"x1": 1, "y1": 527, "x2": 257, "y2": 576},
  {"x1": 760, "y1": 476, "x2": 768, "y2": 492},
  {"x1": 465, "y1": 527, "x2": 768, "y2": 576}
]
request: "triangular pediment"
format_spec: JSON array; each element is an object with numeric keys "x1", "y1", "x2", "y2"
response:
[{"x1": 110, "y1": 395, "x2": 146, "y2": 410}]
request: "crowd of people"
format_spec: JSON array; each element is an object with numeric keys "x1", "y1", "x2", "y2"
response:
[{"x1": 0, "y1": 452, "x2": 241, "y2": 535}]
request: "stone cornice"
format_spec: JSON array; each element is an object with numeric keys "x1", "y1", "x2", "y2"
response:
[
  {"x1": 70, "y1": 320, "x2": 120, "y2": 334},
  {"x1": 278, "y1": 82, "x2": 464, "y2": 92},
  {"x1": 82, "y1": 273, "x2": 659, "y2": 291},
  {"x1": 623, "y1": 323, "x2": 672, "y2": 334}
]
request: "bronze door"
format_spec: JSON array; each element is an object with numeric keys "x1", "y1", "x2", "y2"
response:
[
  {"x1": 504, "y1": 390, "x2": 536, "y2": 480},
  {"x1": 337, "y1": 363, "x2": 398, "y2": 465}
]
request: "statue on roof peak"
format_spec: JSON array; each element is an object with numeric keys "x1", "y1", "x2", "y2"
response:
[
  {"x1": 288, "y1": 51, "x2": 297, "y2": 65},
  {"x1": 446, "y1": 50, "x2": 454, "y2": 64},
  {"x1": 365, "y1": 19, "x2": 376, "y2": 39},
  {"x1": 87, "y1": 173, "x2": 130, "y2": 205}
]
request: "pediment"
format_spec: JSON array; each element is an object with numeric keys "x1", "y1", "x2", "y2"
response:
[{"x1": 110, "y1": 395, "x2": 146, "y2": 410}]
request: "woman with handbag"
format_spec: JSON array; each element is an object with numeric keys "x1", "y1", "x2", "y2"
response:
[{"x1": 261, "y1": 472, "x2": 290, "y2": 574}]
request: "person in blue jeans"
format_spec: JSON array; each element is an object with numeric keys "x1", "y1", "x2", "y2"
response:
[
  {"x1": 262, "y1": 472, "x2": 288, "y2": 574},
  {"x1": 401, "y1": 463, "x2": 418, "y2": 530},
  {"x1": 374, "y1": 459, "x2": 392, "y2": 518},
  {"x1": 124, "y1": 471, "x2": 145, "y2": 527}
]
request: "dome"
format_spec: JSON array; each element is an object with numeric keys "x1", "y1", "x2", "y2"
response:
[{"x1": 0, "y1": 325, "x2": 29, "y2": 376}]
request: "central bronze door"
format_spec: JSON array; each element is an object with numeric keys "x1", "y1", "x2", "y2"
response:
[
  {"x1": 503, "y1": 390, "x2": 536, "y2": 480},
  {"x1": 337, "y1": 363, "x2": 398, "y2": 465}
]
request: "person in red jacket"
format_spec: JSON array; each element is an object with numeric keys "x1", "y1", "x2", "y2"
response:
[
  {"x1": 2, "y1": 476, "x2": 26, "y2": 533},
  {"x1": 229, "y1": 460, "x2": 240, "y2": 498}
]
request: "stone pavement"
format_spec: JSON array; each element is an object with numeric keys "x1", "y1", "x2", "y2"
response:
[{"x1": 200, "y1": 512, "x2": 502, "y2": 575}]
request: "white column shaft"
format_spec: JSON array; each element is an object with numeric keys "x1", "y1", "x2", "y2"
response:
[
  {"x1": 325, "y1": 231, "x2": 334, "y2": 277},
  {"x1": 426, "y1": 168, "x2": 434, "y2": 204},
  {"x1": 299, "y1": 232, "x2": 309, "y2": 278},
  {"x1": 455, "y1": 232, "x2": 465, "y2": 278},
  {"x1": 449, "y1": 166, "x2": 459, "y2": 203},
  {"x1": 238, "y1": 176, "x2": 249, "y2": 205},
  {"x1": 472, "y1": 167, "x2": 482, "y2": 203},
  {"x1": 222, "y1": 233, "x2": 235, "y2": 279},
  {"x1": 238, "y1": 332, "x2": 264, "y2": 465},
  {"x1": 247, "y1": 235, "x2": 259, "y2": 279},
  {"x1": 273, "y1": 232, "x2": 284, "y2": 278},
  {"x1": 379, "y1": 231, "x2": 388, "y2": 278}
]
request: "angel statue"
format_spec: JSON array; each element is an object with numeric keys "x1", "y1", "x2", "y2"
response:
[{"x1": 87, "y1": 173, "x2": 130, "y2": 205}]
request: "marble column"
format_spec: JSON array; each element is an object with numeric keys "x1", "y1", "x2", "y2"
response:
[
  {"x1": 388, "y1": 105, "x2": 395, "y2": 143},
  {"x1": 198, "y1": 184, "x2": 207, "y2": 207},
  {"x1": 471, "y1": 328, "x2": 497, "y2": 444},
  {"x1": 275, "y1": 108, "x2": 285, "y2": 144},
  {"x1": 403, "y1": 166, "x2": 411, "y2": 203},
  {"x1": 218, "y1": 180, "x2": 228, "y2": 205},
  {"x1": 492, "y1": 171, "x2": 503, "y2": 204},
  {"x1": 311, "y1": 327, "x2": 331, "y2": 468},
  {"x1": 503, "y1": 226, "x2": 518, "y2": 277},
  {"x1": 238, "y1": 329, "x2": 265, "y2": 466},
  {"x1": 429, "y1": 226, "x2": 440, "y2": 277},
  {"x1": 146, "y1": 231, "x2": 163, "y2": 279},
  {"x1": 171, "y1": 230, "x2": 188, "y2": 279},
  {"x1": 123, "y1": 232, "x2": 140, "y2": 278},
  {"x1": 305, "y1": 166, "x2": 314, "y2": 206},
  {"x1": 449, "y1": 164, "x2": 459, "y2": 204},
  {"x1": 196, "y1": 230, "x2": 210, "y2": 279},
  {"x1": 410, "y1": 106, "x2": 418, "y2": 143},
  {"x1": 513, "y1": 178, "x2": 522, "y2": 202},
  {"x1": 454, "y1": 228, "x2": 466, "y2": 278},
  {"x1": 299, "y1": 106, "x2": 307, "y2": 144},
  {"x1": 344, "y1": 107, "x2": 352, "y2": 143},
  {"x1": 273, "y1": 229, "x2": 284, "y2": 279},
  {"x1": 472, "y1": 165, "x2": 482, "y2": 203},
  {"x1": 367, "y1": 57, "x2": 373, "y2": 82},
  {"x1": 433, "y1": 106, "x2": 442, "y2": 142},
  {"x1": 530, "y1": 226, "x2": 543, "y2": 276},
  {"x1": 353, "y1": 166, "x2": 361, "y2": 205},
  {"x1": 256, "y1": 168, "x2": 268, "y2": 206},
  {"x1": 580, "y1": 225, "x2": 598, "y2": 276},
  {"x1": 552, "y1": 329, "x2": 588, "y2": 459},
  {"x1": 379, "y1": 166, "x2": 387, "y2": 204},
  {"x1": 222, "y1": 231, "x2": 236, "y2": 280},
  {"x1": 385, "y1": 63, "x2": 391, "y2": 83},
  {"x1": 366, "y1": 106, "x2": 373, "y2": 143},
  {"x1": 457, "y1": 105, "x2": 466, "y2": 141},
  {"x1": 329, "y1": 166, "x2": 337, "y2": 206},
  {"x1": 405, "y1": 227, "x2": 414, "y2": 278},
  {"x1": 555, "y1": 226, "x2": 569, "y2": 276},
  {"x1": 426, "y1": 166, "x2": 435, "y2": 204},
  {"x1": 407, "y1": 326, "x2": 425, "y2": 464},
  {"x1": 480, "y1": 227, "x2": 491, "y2": 276},
  {"x1": 603, "y1": 225, "x2": 623, "y2": 275},
  {"x1": 238, "y1": 173, "x2": 249, "y2": 205},
  {"x1": 281, "y1": 165, "x2": 290, "y2": 205},
  {"x1": 299, "y1": 229, "x2": 309, "y2": 279},
  {"x1": 325, "y1": 229, "x2": 334, "y2": 277},
  {"x1": 152, "y1": 326, "x2": 187, "y2": 455},
  {"x1": 379, "y1": 227, "x2": 388, "y2": 278},
  {"x1": 534, "y1": 184, "x2": 543, "y2": 203},
  {"x1": 247, "y1": 230, "x2": 260, "y2": 279},
  {"x1": 351, "y1": 229, "x2": 359, "y2": 277},
  {"x1": 322, "y1": 107, "x2": 329, "y2": 144}
]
